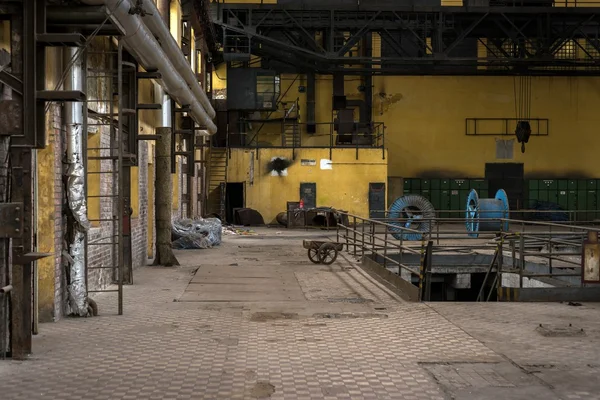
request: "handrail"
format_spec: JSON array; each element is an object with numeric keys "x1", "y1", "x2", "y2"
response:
[{"x1": 335, "y1": 211, "x2": 594, "y2": 302}]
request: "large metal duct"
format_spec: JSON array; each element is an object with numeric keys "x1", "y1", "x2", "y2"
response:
[
  {"x1": 135, "y1": 0, "x2": 215, "y2": 120},
  {"x1": 388, "y1": 195, "x2": 436, "y2": 241},
  {"x1": 80, "y1": 0, "x2": 217, "y2": 134},
  {"x1": 64, "y1": 47, "x2": 91, "y2": 316}
]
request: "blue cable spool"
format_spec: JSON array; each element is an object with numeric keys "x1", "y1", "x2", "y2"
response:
[
  {"x1": 465, "y1": 189, "x2": 510, "y2": 238},
  {"x1": 388, "y1": 194, "x2": 436, "y2": 241}
]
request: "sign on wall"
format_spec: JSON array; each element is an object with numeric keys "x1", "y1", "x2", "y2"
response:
[{"x1": 301, "y1": 159, "x2": 316, "y2": 166}]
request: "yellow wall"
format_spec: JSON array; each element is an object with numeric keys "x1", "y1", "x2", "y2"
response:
[
  {"x1": 227, "y1": 148, "x2": 387, "y2": 222},
  {"x1": 373, "y1": 76, "x2": 600, "y2": 178},
  {"x1": 36, "y1": 48, "x2": 62, "y2": 322}
]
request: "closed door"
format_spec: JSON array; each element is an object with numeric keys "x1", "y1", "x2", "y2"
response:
[
  {"x1": 369, "y1": 182, "x2": 386, "y2": 219},
  {"x1": 300, "y1": 183, "x2": 316, "y2": 209},
  {"x1": 485, "y1": 163, "x2": 524, "y2": 210}
]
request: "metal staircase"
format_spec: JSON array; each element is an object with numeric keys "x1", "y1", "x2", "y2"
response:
[
  {"x1": 207, "y1": 147, "x2": 227, "y2": 217},
  {"x1": 281, "y1": 100, "x2": 300, "y2": 148}
]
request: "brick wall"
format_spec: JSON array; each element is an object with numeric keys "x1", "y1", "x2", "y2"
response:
[{"x1": 45, "y1": 37, "x2": 187, "y2": 317}]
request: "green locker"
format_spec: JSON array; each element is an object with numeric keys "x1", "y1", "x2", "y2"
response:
[
  {"x1": 440, "y1": 190, "x2": 451, "y2": 219},
  {"x1": 528, "y1": 190, "x2": 539, "y2": 207},
  {"x1": 567, "y1": 190, "x2": 577, "y2": 211},
  {"x1": 469, "y1": 179, "x2": 486, "y2": 190},
  {"x1": 404, "y1": 178, "x2": 411, "y2": 190},
  {"x1": 539, "y1": 190, "x2": 549, "y2": 202},
  {"x1": 459, "y1": 189, "x2": 469, "y2": 216},
  {"x1": 578, "y1": 179, "x2": 596, "y2": 190},
  {"x1": 586, "y1": 191, "x2": 597, "y2": 221},
  {"x1": 410, "y1": 178, "x2": 421, "y2": 191},
  {"x1": 568, "y1": 180, "x2": 578, "y2": 191},
  {"x1": 589, "y1": 191, "x2": 598, "y2": 220},
  {"x1": 441, "y1": 179, "x2": 450, "y2": 189},
  {"x1": 422, "y1": 179, "x2": 431, "y2": 190},
  {"x1": 430, "y1": 190, "x2": 440, "y2": 215},
  {"x1": 430, "y1": 179, "x2": 440, "y2": 190},
  {"x1": 450, "y1": 189, "x2": 461, "y2": 218},
  {"x1": 557, "y1": 189, "x2": 568, "y2": 210},
  {"x1": 577, "y1": 190, "x2": 587, "y2": 221},
  {"x1": 558, "y1": 180, "x2": 568, "y2": 191},
  {"x1": 528, "y1": 180, "x2": 539, "y2": 191},
  {"x1": 541, "y1": 180, "x2": 557, "y2": 190},
  {"x1": 421, "y1": 189, "x2": 431, "y2": 200},
  {"x1": 480, "y1": 189, "x2": 489, "y2": 198}
]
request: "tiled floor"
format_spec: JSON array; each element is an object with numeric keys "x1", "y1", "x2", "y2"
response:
[{"x1": 1, "y1": 228, "x2": 600, "y2": 399}]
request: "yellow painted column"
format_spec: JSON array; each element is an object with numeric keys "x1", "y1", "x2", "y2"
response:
[{"x1": 36, "y1": 143, "x2": 56, "y2": 322}]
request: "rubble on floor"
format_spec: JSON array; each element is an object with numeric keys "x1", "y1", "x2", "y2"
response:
[
  {"x1": 222, "y1": 225, "x2": 258, "y2": 236},
  {"x1": 171, "y1": 217, "x2": 222, "y2": 249}
]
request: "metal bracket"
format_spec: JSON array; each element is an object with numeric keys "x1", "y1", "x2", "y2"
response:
[{"x1": 0, "y1": 203, "x2": 24, "y2": 238}]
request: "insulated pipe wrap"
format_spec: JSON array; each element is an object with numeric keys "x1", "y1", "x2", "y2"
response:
[
  {"x1": 388, "y1": 195, "x2": 436, "y2": 241},
  {"x1": 465, "y1": 189, "x2": 510, "y2": 238},
  {"x1": 64, "y1": 46, "x2": 90, "y2": 316}
]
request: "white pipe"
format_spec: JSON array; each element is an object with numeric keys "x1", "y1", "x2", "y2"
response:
[
  {"x1": 81, "y1": 0, "x2": 217, "y2": 134},
  {"x1": 139, "y1": 1, "x2": 216, "y2": 119}
]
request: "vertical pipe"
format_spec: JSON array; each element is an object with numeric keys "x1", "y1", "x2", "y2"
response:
[
  {"x1": 306, "y1": 72, "x2": 316, "y2": 133},
  {"x1": 64, "y1": 46, "x2": 91, "y2": 317},
  {"x1": 117, "y1": 40, "x2": 124, "y2": 315}
]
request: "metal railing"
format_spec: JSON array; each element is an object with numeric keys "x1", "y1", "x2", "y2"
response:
[
  {"x1": 336, "y1": 212, "x2": 600, "y2": 302},
  {"x1": 230, "y1": 121, "x2": 386, "y2": 160}
]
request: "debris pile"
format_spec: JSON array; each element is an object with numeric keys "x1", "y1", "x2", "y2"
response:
[
  {"x1": 222, "y1": 226, "x2": 258, "y2": 236},
  {"x1": 171, "y1": 217, "x2": 222, "y2": 249}
]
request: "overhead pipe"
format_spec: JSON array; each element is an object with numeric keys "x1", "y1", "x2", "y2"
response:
[
  {"x1": 64, "y1": 47, "x2": 91, "y2": 317},
  {"x1": 138, "y1": 0, "x2": 216, "y2": 120},
  {"x1": 81, "y1": 0, "x2": 217, "y2": 134}
]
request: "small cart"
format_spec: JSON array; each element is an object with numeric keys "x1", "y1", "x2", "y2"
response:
[{"x1": 302, "y1": 240, "x2": 343, "y2": 265}]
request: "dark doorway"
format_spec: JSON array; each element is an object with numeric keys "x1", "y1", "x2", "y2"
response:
[
  {"x1": 300, "y1": 183, "x2": 317, "y2": 209},
  {"x1": 226, "y1": 182, "x2": 244, "y2": 224},
  {"x1": 485, "y1": 163, "x2": 524, "y2": 212},
  {"x1": 369, "y1": 182, "x2": 386, "y2": 219}
]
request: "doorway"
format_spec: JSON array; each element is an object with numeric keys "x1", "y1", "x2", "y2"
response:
[
  {"x1": 225, "y1": 182, "x2": 245, "y2": 224},
  {"x1": 369, "y1": 182, "x2": 386, "y2": 219},
  {"x1": 485, "y1": 163, "x2": 524, "y2": 212}
]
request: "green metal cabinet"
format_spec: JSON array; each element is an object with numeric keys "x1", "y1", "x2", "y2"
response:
[
  {"x1": 528, "y1": 180, "x2": 539, "y2": 191},
  {"x1": 440, "y1": 190, "x2": 451, "y2": 219},
  {"x1": 528, "y1": 190, "x2": 539, "y2": 206},
  {"x1": 430, "y1": 179, "x2": 441, "y2": 190},
  {"x1": 568, "y1": 180, "x2": 578, "y2": 191},
  {"x1": 430, "y1": 190, "x2": 440, "y2": 215},
  {"x1": 421, "y1": 179, "x2": 431, "y2": 190},
  {"x1": 441, "y1": 179, "x2": 450, "y2": 190},
  {"x1": 558, "y1": 180, "x2": 568, "y2": 191},
  {"x1": 541, "y1": 180, "x2": 558, "y2": 190},
  {"x1": 451, "y1": 179, "x2": 468, "y2": 190},
  {"x1": 557, "y1": 189, "x2": 568, "y2": 210},
  {"x1": 410, "y1": 178, "x2": 421, "y2": 191}
]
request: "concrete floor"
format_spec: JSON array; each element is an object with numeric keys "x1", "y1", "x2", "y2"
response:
[{"x1": 1, "y1": 227, "x2": 600, "y2": 399}]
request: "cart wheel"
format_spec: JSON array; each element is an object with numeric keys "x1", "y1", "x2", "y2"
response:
[
  {"x1": 318, "y1": 243, "x2": 338, "y2": 265},
  {"x1": 308, "y1": 248, "x2": 321, "y2": 264}
]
